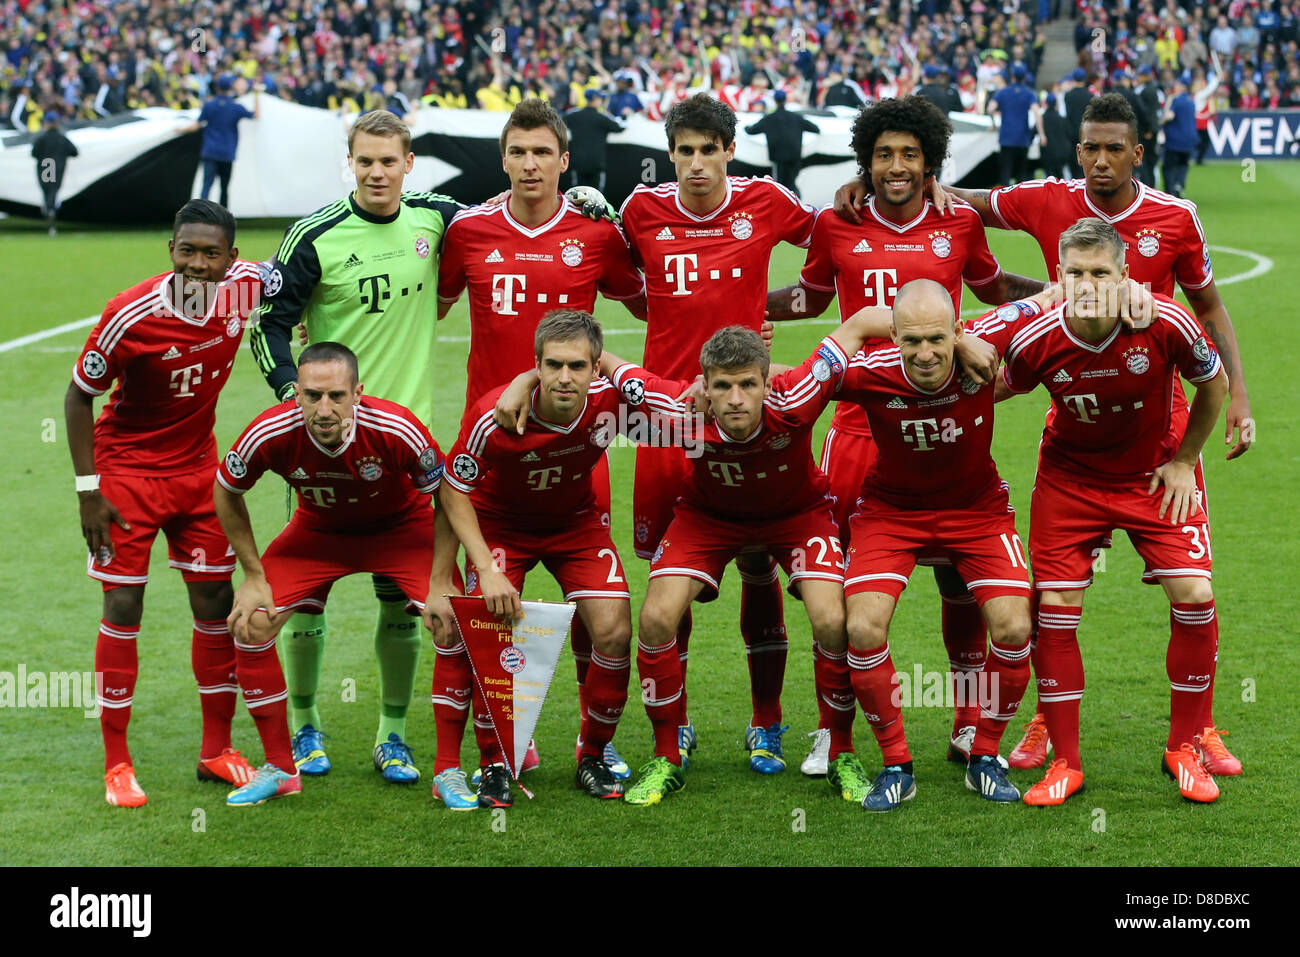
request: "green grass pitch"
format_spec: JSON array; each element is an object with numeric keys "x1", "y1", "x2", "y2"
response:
[{"x1": 1, "y1": 162, "x2": 1297, "y2": 866}]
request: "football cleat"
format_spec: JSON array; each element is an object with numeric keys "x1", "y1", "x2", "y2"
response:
[
  {"x1": 947, "y1": 725, "x2": 1010, "y2": 769},
  {"x1": 477, "y1": 763, "x2": 513, "y2": 809},
  {"x1": 678, "y1": 720, "x2": 698, "y2": 769},
  {"x1": 226, "y1": 764, "x2": 302, "y2": 807},
  {"x1": 1195, "y1": 727, "x2": 1242, "y2": 776},
  {"x1": 966, "y1": 755, "x2": 1021, "y2": 803},
  {"x1": 104, "y1": 763, "x2": 147, "y2": 808},
  {"x1": 603, "y1": 741, "x2": 631, "y2": 780},
  {"x1": 197, "y1": 747, "x2": 255, "y2": 785},
  {"x1": 575, "y1": 755, "x2": 625, "y2": 799},
  {"x1": 431, "y1": 768, "x2": 478, "y2": 811},
  {"x1": 1022, "y1": 758, "x2": 1085, "y2": 806},
  {"x1": 373, "y1": 733, "x2": 420, "y2": 783},
  {"x1": 862, "y1": 765, "x2": 917, "y2": 812},
  {"x1": 291, "y1": 724, "x2": 331, "y2": 776},
  {"x1": 1164, "y1": 744, "x2": 1220, "y2": 803},
  {"x1": 800, "y1": 728, "x2": 831, "y2": 777},
  {"x1": 472, "y1": 738, "x2": 539, "y2": 787},
  {"x1": 745, "y1": 723, "x2": 790, "y2": 774},
  {"x1": 826, "y1": 752, "x2": 871, "y2": 803},
  {"x1": 1008, "y1": 713, "x2": 1053, "y2": 769},
  {"x1": 623, "y1": 756, "x2": 686, "y2": 806}
]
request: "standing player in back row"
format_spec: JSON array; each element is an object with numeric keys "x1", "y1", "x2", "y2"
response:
[
  {"x1": 618, "y1": 93, "x2": 818, "y2": 773},
  {"x1": 436, "y1": 98, "x2": 646, "y2": 779},
  {"x1": 767, "y1": 96, "x2": 1047, "y2": 775},
  {"x1": 935, "y1": 93, "x2": 1250, "y2": 775},
  {"x1": 251, "y1": 110, "x2": 463, "y2": 784},
  {"x1": 66, "y1": 200, "x2": 262, "y2": 806}
]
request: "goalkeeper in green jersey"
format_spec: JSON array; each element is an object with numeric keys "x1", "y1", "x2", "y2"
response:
[{"x1": 250, "y1": 110, "x2": 463, "y2": 783}]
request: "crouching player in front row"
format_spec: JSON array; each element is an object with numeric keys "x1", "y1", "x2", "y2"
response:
[
  {"x1": 424, "y1": 311, "x2": 673, "y2": 810},
  {"x1": 599, "y1": 309, "x2": 928, "y2": 806},
  {"x1": 214, "y1": 342, "x2": 449, "y2": 805}
]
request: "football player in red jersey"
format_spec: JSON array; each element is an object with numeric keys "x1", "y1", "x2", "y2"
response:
[
  {"x1": 768, "y1": 96, "x2": 1049, "y2": 776},
  {"x1": 999, "y1": 219, "x2": 1228, "y2": 805},
  {"x1": 215, "y1": 342, "x2": 450, "y2": 806},
  {"x1": 66, "y1": 200, "x2": 263, "y2": 807},
  {"x1": 938, "y1": 93, "x2": 1247, "y2": 774},
  {"x1": 424, "y1": 311, "x2": 673, "y2": 809},
  {"x1": 618, "y1": 93, "x2": 819, "y2": 773},
  {"x1": 436, "y1": 98, "x2": 646, "y2": 779}
]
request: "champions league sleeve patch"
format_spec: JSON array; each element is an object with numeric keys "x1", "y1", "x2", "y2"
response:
[
  {"x1": 1190, "y1": 336, "x2": 1219, "y2": 378},
  {"x1": 620, "y1": 377, "x2": 646, "y2": 406},
  {"x1": 813, "y1": 343, "x2": 845, "y2": 382},
  {"x1": 224, "y1": 450, "x2": 248, "y2": 479},
  {"x1": 418, "y1": 448, "x2": 440, "y2": 471},
  {"x1": 451, "y1": 453, "x2": 479, "y2": 482}
]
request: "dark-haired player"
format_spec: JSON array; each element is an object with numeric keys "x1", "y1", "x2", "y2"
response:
[
  {"x1": 770, "y1": 96, "x2": 1045, "y2": 775},
  {"x1": 425, "y1": 311, "x2": 661, "y2": 809},
  {"x1": 66, "y1": 199, "x2": 263, "y2": 806},
  {"x1": 618, "y1": 93, "x2": 818, "y2": 774},
  {"x1": 935, "y1": 93, "x2": 1250, "y2": 776},
  {"x1": 215, "y1": 342, "x2": 449, "y2": 806},
  {"x1": 1000, "y1": 219, "x2": 1228, "y2": 805}
]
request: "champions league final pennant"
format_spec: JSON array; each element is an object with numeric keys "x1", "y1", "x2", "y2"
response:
[{"x1": 448, "y1": 596, "x2": 575, "y2": 797}]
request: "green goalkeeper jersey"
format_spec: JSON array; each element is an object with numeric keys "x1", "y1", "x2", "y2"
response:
[{"x1": 251, "y1": 190, "x2": 463, "y2": 427}]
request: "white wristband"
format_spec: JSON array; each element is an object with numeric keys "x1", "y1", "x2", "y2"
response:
[{"x1": 75, "y1": 474, "x2": 100, "y2": 493}]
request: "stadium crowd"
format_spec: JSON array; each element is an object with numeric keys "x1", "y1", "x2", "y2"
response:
[{"x1": 4, "y1": 0, "x2": 1300, "y2": 133}]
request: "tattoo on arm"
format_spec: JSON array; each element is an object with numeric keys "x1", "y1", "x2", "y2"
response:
[{"x1": 1000, "y1": 273, "x2": 1048, "y2": 301}]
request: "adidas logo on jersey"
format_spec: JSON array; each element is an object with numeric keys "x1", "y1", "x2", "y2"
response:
[
  {"x1": 852, "y1": 239, "x2": 873, "y2": 253},
  {"x1": 886, "y1": 396, "x2": 907, "y2": 410},
  {"x1": 485, "y1": 249, "x2": 504, "y2": 263},
  {"x1": 289, "y1": 468, "x2": 309, "y2": 479},
  {"x1": 1053, "y1": 369, "x2": 1073, "y2": 383},
  {"x1": 343, "y1": 253, "x2": 363, "y2": 269},
  {"x1": 161, "y1": 346, "x2": 181, "y2": 360},
  {"x1": 521, "y1": 451, "x2": 540, "y2": 462},
  {"x1": 656, "y1": 227, "x2": 675, "y2": 241}
]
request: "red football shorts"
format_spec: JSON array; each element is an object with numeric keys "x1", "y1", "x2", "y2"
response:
[
  {"x1": 844, "y1": 484, "x2": 1030, "y2": 603},
  {"x1": 1029, "y1": 472, "x2": 1213, "y2": 591},
  {"x1": 88, "y1": 470, "x2": 235, "y2": 589},
  {"x1": 632, "y1": 444, "x2": 689, "y2": 560},
  {"x1": 468, "y1": 516, "x2": 630, "y2": 602},
  {"x1": 261, "y1": 509, "x2": 436, "y2": 615},
  {"x1": 649, "y1": 501, "x2": 844, "y2": 602},
  {"x1": 819, "y1": 424, "x2": 878, "y2": 544}
]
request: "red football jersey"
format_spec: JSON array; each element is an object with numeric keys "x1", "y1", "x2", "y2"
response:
[
  {"x1": 620, "y1": 176, "x2": 816, "y2": 380},
  {"x1": 445, "y1": 377, "x2": 658, "y2": 531},
  {"x1": 838, "y1": 309, "x2": 1021, "y2": 509},
  {"x1": 988, "y1": 177, "x2": 1213, "y2": 295},
  {"x1": 437, "y1": 197, "x2": 644, "y2": 431},
  {"x1": 73, "y1": 262, "x2": 263, "y2": 476},
  {"x1": 218, "y1": 395, "x2": 443, "y2": 533},
  {"x1": 1001, "y1": 296, "x2": 1223, "y2": 486},
  {"x1": 799, "y1": 196, "x2": 1004, "y2": 438},
  {"x1": 611, "y1": 336, "x2": 850, "y2": 520}
]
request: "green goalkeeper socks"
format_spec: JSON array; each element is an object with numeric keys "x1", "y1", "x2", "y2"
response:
[
  {"x1": 374, "y1": 600, "x2": 420, "y2": 745},
  {"x1": 283, "y1": 612, "x2": 326, "y2": 731}
]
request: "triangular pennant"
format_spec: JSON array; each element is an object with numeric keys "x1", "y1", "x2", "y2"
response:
[{"x1": 449, "y1": 596, "x2": 575, "y2": 794}]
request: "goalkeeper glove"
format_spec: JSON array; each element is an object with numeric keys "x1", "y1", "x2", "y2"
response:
[{"x1": 564, "y1": 185, "x2": 619, "y2": 225}]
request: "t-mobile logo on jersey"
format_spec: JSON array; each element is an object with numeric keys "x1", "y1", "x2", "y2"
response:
[
  {"x1": 298, "y1": 486, "x2": 336, "y2": 507},
  {"x1": 663, "y1": 254, "x2": 743, "y2": 296},
  {"x1": 706, "y1": 460, "x2": 744, "y2": 485},
  {"x1": 526, "y1": 466, "x2": 564, "y2": 490},
  {"x1": 861, "y1": 268, "x2": 899, "y2": 305},
  {"x1": 1062, "y1": 393, "x2": 1101, "y2": 424},
  {"x1": 899, "y1": 417, "x2": 964, "y2": 450},
  {"x1": 168, "y1": 363, "x2": 203, "y2": 396}
]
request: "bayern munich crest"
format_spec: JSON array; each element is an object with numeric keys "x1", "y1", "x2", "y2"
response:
[
  {"x1": 500, "y1": 646, "x2": 526, "y2": 674},
  {"x1": 226, "y1": 315, "x2": 242, "y2": 338},
  {"x1": 1123, "y1": 347, "x2": 1151, "y2": 375},
  {"x1": 589, "y1": 423, "x2": 612, "y2": 449},
  {"x1": 560, "y1": 238, "x2": 585, "y2": 267},
  {"x1": 729, "y1": 212, "x2": 754, "y2": 240},
  {"x1": 1136, "y1": 229, "x2": 1161, "y2": 258},
  {"x1": 358, "y1": 458, "x2": 383, "y2": 481},
  {"x1": 414, "y1": 236, "x2": 430, "y2": 259},
  {"x1": 635, "y1": 521, "x2": 649, "y2": 543},
  {"x1": 960, "y1": 373, "x2": 981, "y2": 394},
  {"x1": 929, "y1": 231, "x2": 953, "y2": 258},
  {"x1": 769, "y1": 433, "x2": 791, "y2": 450}
]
